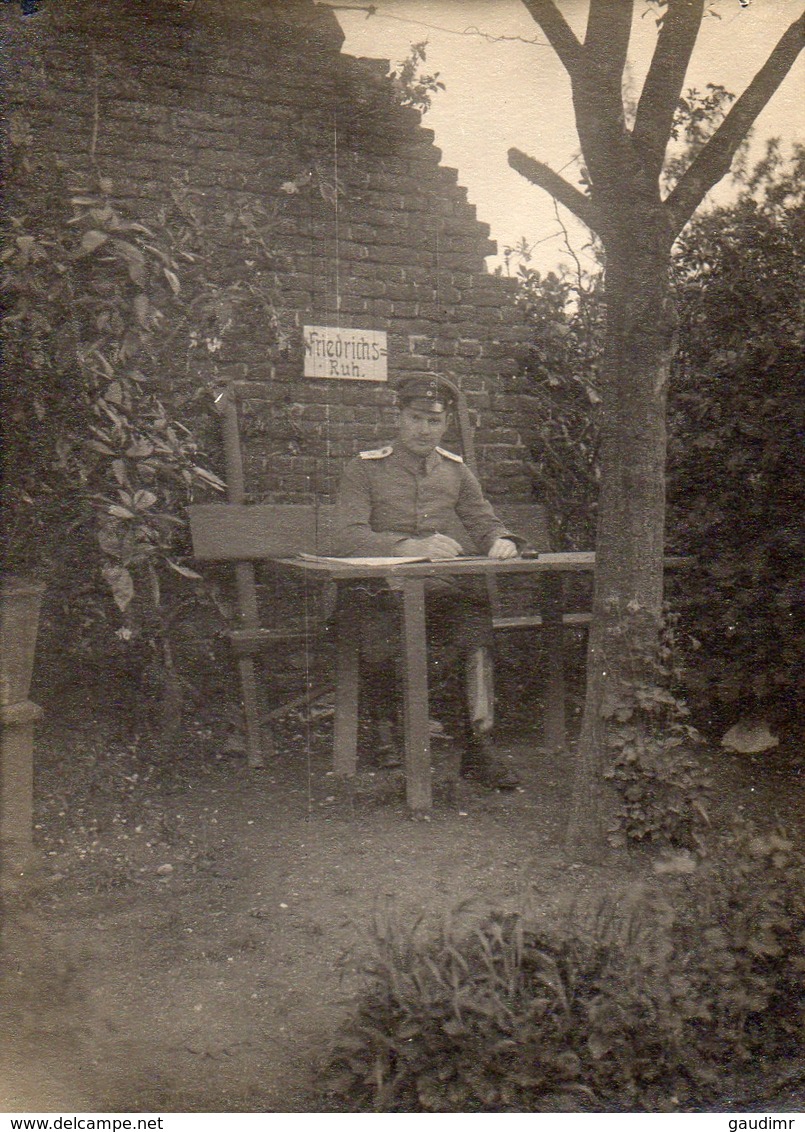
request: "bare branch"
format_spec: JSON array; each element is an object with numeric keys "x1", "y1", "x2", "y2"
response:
[
  {"x1": 665, "y1": 9, "x2": 805, "y2": 235},
  {"x1": 551, "y1": 197, "x2": 585, "y2": 295},
  {"x1": 632, "y1": 0, "x2": 706, "y2": 184},
  {"x1": 519, "y1": 0, "x2": 584, "y2": 74},
  {"x1": 508, "y1": 147, "x2": 603, "y2": 233}
]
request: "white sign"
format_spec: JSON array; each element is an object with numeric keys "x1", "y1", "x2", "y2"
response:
[{"x1": 303, "y1": 325, "x2": 388, "y2": 382}]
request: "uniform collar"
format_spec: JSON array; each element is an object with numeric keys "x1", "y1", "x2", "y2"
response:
[{"x1": 390, "y1": 443, "x2": 443, "y2": 475}]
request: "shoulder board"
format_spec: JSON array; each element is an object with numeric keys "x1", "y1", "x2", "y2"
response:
[
  {"x1": 359, "y1": 445, "x2": 393, "y2": 460},
  {"x1": 436, "y1": 446, "x2": 463, "y2": 463}
]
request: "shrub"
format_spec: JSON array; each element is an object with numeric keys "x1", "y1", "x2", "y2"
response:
[
  {"x1": 678, "y1": 820, "x2": 805, "y2": 1078},
  {"x1": 1, "y1": 114, "x2": 293, "y2": 727},
  {"x1": 511, "y1": 145, "x2": 804, "y2": 731},
  {"x1": 510, "y1": 263, "x2": 604, "y2": 550},
  {"x1": 603, "y1": 611, "x2": 712, "y2": 853},
  {"x1": 318, "y1": 828, "x2": 804, "y2": 1112},
  {"x1": 667, "y1": 142, "x2": 805, "y2": 730}
]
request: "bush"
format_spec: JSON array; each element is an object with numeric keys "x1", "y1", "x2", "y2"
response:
[
  {"x1": 510, "y1": 263, "x2": 604, "y2": 550},
  {"x1": 511, "y1": 145, "x2": 804, "y2": 732},
  {"x1": 1, "y1": 114, "x2": 292, "y2": 728},
  {"x1": 667, "y1": 143, "x2": 805, "y2": 730},
  {"x1": 318, "y1": 827, "x2": 804, "y2": 1112},
  {"x1": 603, "y1": 611, "x2": 712, "y2": 853}
]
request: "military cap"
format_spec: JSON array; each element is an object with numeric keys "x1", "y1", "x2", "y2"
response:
[{"x1": 396, "y1": 375, "x2": 455, "y2": 414}]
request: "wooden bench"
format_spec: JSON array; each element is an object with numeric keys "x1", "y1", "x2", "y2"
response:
[
  {"x1": 188, "y1": 381, "x2": 591, "y2": 766},
  {"x1": 189, "y1": 498, "x2": 339, "y2": 767},
  {"x1": 187, "y1": 385, "x2": 341, "y2": 767}
]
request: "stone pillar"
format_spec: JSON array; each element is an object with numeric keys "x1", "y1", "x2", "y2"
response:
[
  {"x1": 1, "y1": 699, "x2": 42, "y2": 894},
  {"x1": 1, "y1": 579, "x2": 45, "y2": 896}
]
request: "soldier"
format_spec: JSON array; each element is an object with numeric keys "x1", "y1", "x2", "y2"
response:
[{"x1": 333, "y1": 375, "x2": 522, "y2": 789}]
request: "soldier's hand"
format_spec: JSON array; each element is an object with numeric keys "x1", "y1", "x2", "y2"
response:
[
  {"x1": 399, "y1": 534, "x2": 463, "y2": 559},
  {"x1": 488, "y1": 537, "x2": 519, "y2": 560}
]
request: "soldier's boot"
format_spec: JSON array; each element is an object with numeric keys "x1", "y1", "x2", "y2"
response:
[
  {"x1": 373, "y1": 717, "x2": 402, "y2": 769},
  {"x1": 460, "y1": 725, "x2": 521, "y2": 789},
  {"x1": 459, "y1": 647, "x2": 520, "y2": 790},
  {"x1": 361, "y1": 664, "x2": 403, "y2": 769}
]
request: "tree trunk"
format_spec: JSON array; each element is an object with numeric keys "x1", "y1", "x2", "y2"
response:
[{"x1": 565, "y1": 234, "x2": 677, "y2": 861}]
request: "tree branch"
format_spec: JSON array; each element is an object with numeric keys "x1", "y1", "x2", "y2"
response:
[
  {"x1": 508, "y1": 147, "x2": 603, "y2": 233},
  {"x1": 632, "y1": 0, "x2": 706, "y2": 184},
  {"x1": 584, "y1": 0, "x2": 633, "y2": 92},
  {"x1": 521, "y1": 1, "x2": 636, "y2": 208},
  {"x1": 519, "y1": 0, "x2": 584, "y2": 75},
  {"x1": 665, "y1": 9, "x2": 805, "y2": 235}
]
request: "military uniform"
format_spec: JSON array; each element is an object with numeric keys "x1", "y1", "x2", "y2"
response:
[
  {"x1": 332, "y1": 375, "x2": 522, "y2": 788},
  {"x1": 333, "y1": 443, "x2": 518, "y2": 561},
  {"x1": 334, "y1": 440, "x2": 515, "y2": 665}
]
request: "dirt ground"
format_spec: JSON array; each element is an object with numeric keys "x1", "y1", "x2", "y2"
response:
[{"x1": 0, "y1": 682, "x2": 801, "y2": 1114}]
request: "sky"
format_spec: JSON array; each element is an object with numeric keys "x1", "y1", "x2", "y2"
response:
[{"x1": 326, "y1": 0, "x2": 804, "y2": 275}]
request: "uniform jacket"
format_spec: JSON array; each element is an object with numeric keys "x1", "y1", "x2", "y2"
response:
[{"x1": 333, "y1": 443, "x2": 519, "y2": 557}]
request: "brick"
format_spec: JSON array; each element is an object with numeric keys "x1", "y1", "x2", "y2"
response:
[{"x1": 4, "y1": 0, "x2": 531, "y2": 506}]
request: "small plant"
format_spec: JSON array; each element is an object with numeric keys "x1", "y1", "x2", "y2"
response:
[
  {"x1": 319, "y1": 900, "x2": 597, "y2": 1112},
  {"x1": 390, "y1": 41, "x2": 445, "y2": 115},
  {"x1": 603, "y1": 610, "x2": 712, "y2": 853}
]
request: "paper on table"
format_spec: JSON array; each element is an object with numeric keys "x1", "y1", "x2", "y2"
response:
[{"x1": 297, "y1": 553, "x2": 429, "y2": 565}]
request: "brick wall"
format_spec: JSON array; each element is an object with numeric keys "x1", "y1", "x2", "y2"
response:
[{"x1": 3, "y1": 0, "x2": 534, "y2": 504}]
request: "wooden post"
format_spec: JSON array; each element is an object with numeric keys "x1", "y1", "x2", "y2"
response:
[
  {"x1": 215, "y1": 385, "x2": 268, "y2": 768},
  {"x1": 541, "y1": 574, "x2": 567, "y2": 752},
  {"x1": 333, "y1": 592, "x2": 359, "y2": 777},
  {"x1": 396, "y1": 578, "x2": 432, "y2": 815}
]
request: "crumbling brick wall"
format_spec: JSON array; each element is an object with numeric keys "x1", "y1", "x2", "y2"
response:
[{"x1": 4, "y1": 0, "x2": 534, "y2": 504}]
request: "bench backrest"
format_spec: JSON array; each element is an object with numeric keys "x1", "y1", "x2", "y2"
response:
[
  {"x1": 189, "y1": 503, "x2": 338, "y2": 561},
  {"x1": 493, "y1": 503, "x2": 552, "y2": 555},
  {"x1": 188, "y1": 381, "x2": 551, "y2": 563},
  {"x1": 189, "y1": 500, "x2": 551, "y2": 561}
]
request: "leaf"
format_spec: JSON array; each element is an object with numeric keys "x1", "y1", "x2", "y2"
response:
[
  {"x1": 133, "y1": 293, "x2": 150, "y2": 327},
  {"x1": 87, "y1": 439, "x2": 117, "y2": 456},
  {"x1": 167, "y1": 559, "x2": 203, "y2": 580},
  {"x1": 163, "y1": 267, "x2": 181, "y2": 295},
  {"x1": 78, "y1": 229, "x2": 109, "y2": 255},
  {"x1": 91, "y1": 350, "x2": 115, "y2": 377},
  {"x1": 126, "y1": 437, "x2": 154, "y2": 458},
  {"x1": 132, "y1": 489, "x2": 158, "y2": 511},
  {"x1": 108, "y1": 504, "x2": 135, "y2": 519},
  {"x1": 89, "y1": 205, "x2": 115, "y2": 225},
  {"x1": 101, "y1": 563, "x2": 135, "y2": 612},
  {"x1": 106, "y1": 381, "x2": 124, "y2": 405},
  {"x1": 128, "y1": 263, "x2": 147, "y2": 288},
  {"x1": 192, "y1": 465, "x2": 226, "y2": 489},
  {"x1": 112, "y1": 238, "x2": 146, "y2": 267}
]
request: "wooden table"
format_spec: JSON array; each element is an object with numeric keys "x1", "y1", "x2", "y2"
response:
[{"x1": 277, "y1": 552, "x2": 598, "y2": 814}]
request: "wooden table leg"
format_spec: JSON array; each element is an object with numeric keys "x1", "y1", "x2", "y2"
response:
[
  {"x1": 397, "y1": 578, "x2": 432, "y2": 815},
  {"x1": 237, "y1": 653, "x2": 269, "y2": 768},
  {"x1": 542, "y1": 573, "x2": 566, "y2": 752},
  {"x1": 333, "y1": 589, "x2": 360, "y2": 777}
]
